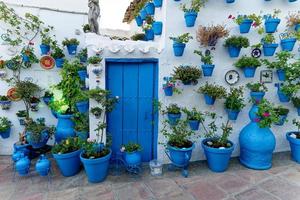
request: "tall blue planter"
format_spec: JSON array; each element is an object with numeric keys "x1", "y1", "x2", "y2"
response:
[
  {"x1": 40, "y1": 44, "x2": 50, "y2": 55},
  {"x1": 276, "y1": 69, "x2": 286, "y2": 81},
  {"x1": 145, "y1": 29, "x2": 154, "y2": 41},
  {"x1": 243, "y1": 67, "x2": 256, "y2": 78},
  {"x1": 280, "y1": 38, "x2": 296, "y2": 51},
  {"x1": 239, "y1": 19, "x2": 253, "y2": 33},
  {"x1": 184, "y1": 11, "x2": 197, "y2": 27},
  {"x1": 0, "y1": 128, "x2": 11, "y2": 139},
  {"x1": 55, "y1": 114, "x2": 75, "y2": 143},
  {"x1": 167, "y1": 113, "x2": 181, "y2": 125},
  {"x1": 76, "y1": 100, "x2": 89, "y2": 113},
  {"x1": 227, "y1": 46, "x2": 241, "y2": 57},
  {"x1": 204, "y1": 94, "x2": 216, "y2": 105},
  {"x1": 263, "y1": 43, "x2": 278, "y2": 56},
  {"x1": 135, "y1": 15, "x2": 143, "y2": 27},
  {"x1": 286, "y1": 132, "x2": 300, "y2": 163},
  {"x1": 173, "y1": 42, "x2": 186, "y2": 57},
  {"x1": 153, "y1": 0, "x2": 163, "y2": 7},
  {"x1": 264, "y1": 18, "x2": 280, "y2": 33},
  {"x1": 166, "y1": 144, "x2": 194, "y2": 167},
  {"x1": 202, "y1": 139, "x2": 234, "y2": 172},
  {"x1": 53, "y1": 149, "x2": 81, "y2": 177},
  {"x1": 145, "y1": 2, "x2": 155, "y2": 15},
  {"x1": 201, "y1": 64, "x2": 215, "y2": 77},
  {"x1": 66, "y1": 45, "x2": 78, "y2": 55},
  {"x1": 153, "y1": 21, "x2": 163, "y2": 35}
]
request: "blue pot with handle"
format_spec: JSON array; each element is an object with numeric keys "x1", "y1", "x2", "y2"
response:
[
  {"x1": 286, "y1": 132, "x2": 300, "y2": 163},
  {"x1": 226, "y1": 109, "x2": 240, "y2": 120},
  {"x1": 188, "y1": 120, "x2": 200, "y2": 130},
  {"x1": 276, "y1": 69, "x2": 286, "y2": 81},
  {"x1": 201, "y1": 64, "x2": 215, "y2": 77},
  {"x1": 239, "y1": 19, "x2": 253, "y2": 33},
  {"x1": 184, "y1": 11, "x2": 198, "y2": 27},
  {"x1": 66, "y1": 45, "x2": 78, "y2": 55},
  {"x1": 173, "y1": 42, "x2": 186, "y2": 57},
  {"x1": 153, "y1": 0, "x2": 163, "y2": 7},
  {"x1": 166, "y1": 143, "x2": 194, "y2": 167},
  {"x1": 26, "y1": 130, "x2": 49, "y2": 149},
  {"x1": 145, "y1": 2, "x2": 155, "y2": 15},
  {"x1": 243, "y1": 67, "x2": 256, "y2": 78},
  {"x1": 53, "y1": 149, "x2": 82, "y2": 177},
  {"x1": 55, "y1": 114, "x2": 75, "y2": 143},
  {"x1": 167, "y1": 113, "x2": 181, "y2": 125},
  {"x1": 204, "y1": 94, "x2": 216, "y2": 105},
  {"x1": 263, "y1": 43, "x2": 278, "y2": 56},
  {"x1": 264, "y1": 18, "x2": 280, "y2": 33},
  {"x1": 135, "y1": 15, "x2": 143, "y2": 27},
  {"x1": 35, "y1": 154, "x2": 51, "y2": 176},
  {"x1": 153, "y1": 21, "x2": 163, "y2": 35},
  {"x1": 227, "y1": 46, "x2": 241, "y2": 57},
  {"x1": 40, "y1": 44, "x2": 50, "y2": 55},
  {"x1": 55, "y1": 58, "x2": 64, "y2": 68}
]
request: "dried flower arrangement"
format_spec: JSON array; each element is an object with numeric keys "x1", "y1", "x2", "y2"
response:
[{"x1": 196, "y1": 24, "x2": 229, "y2": 47}]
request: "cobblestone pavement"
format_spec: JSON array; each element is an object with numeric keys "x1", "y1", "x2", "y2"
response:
[{"x1": 0, "y1": 152, "x2": 299, "y2": 200}]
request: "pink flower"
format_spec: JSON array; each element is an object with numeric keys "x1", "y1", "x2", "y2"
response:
[
  {"x1": 254, "y1": 118, "x2": 261, "y2": 122},
  {"x1": 228, "y1": 15, "x2": 233, "y2": 19},
  {"x1": 29, "y1": 41, "x2": 34, "y2": 45},
  {"x1": 255, "y1": 99, "x2": 261, "y2": 104},
  {"x1": 262, "y1": 112, "x2": 270, "y2": 117},
  {"x1": 252, "y1": 22, "x2": 257, "y2": 27},
  {"x1": 232, "y1": 17, "x2": 236, "y2": 19}
]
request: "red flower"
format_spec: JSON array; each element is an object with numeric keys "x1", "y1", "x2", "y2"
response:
[
  {"x1": 254, "y1": 118, "x2": 260, "y2": 122},
  {"x1": 29, "y1": 41, "x2": 34, "y2": 45},
  {"x1": 262, "y1": 112, "x2": 270, "y2": 117},
  {"x1": 228, "y1": 14, "x2": 232, "y2": 19},
  {"x1": 252, "y1": 22, "x2": 257, "y2": 27}
]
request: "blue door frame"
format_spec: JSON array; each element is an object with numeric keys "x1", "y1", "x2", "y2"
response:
[{"x1": 105, "y1": 58, "x2": 159, "y2": 161}]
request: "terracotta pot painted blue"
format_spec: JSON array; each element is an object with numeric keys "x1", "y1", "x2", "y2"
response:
[
  {"x1": 163, "y1": 86, "x2": 173, "y2": 96},
  {"x1": 167, "y1": 113, "x2": 181, "y2": 125},
  {"x1": 184, "y1": 11, "x2": 198, "y2": 27},
  {"x1": 227, "y1": 46, "x2": 241, "y2": 57},
  {"x1": 243, "y1": 67, "x2": 256, "y2": 78},
  {"x1": 53, "y1": 149, "x2": 81, "y2": 177},
  {"x1": 0, "y1": 128, "x2": 10, "y2": 139},
  {"x1": 76, "y1": 100, "x2": 89, "y2": 113},
  {"x1": 202, "y1": 139, "x2": 234, "y2": 172},
  {"x1": 201, "y1": 64, "x2": 215, "y2": 77},
  {"x1": 145, "y1": 29, "x2": 154, "y2": 41},
  {"x1": 239, "y1": 19, "x2": 253, "y2": 33},
  {"x1": 173, "y1": 42, "x2": 186, "y2": 57},
  {"x1": 75, "y1": 131, "x2": 88, "y2": 140},
  {"x1": 153, "y1": 21, "x2": 163, "y2": 35},
  {"x1": 286, "y1": 132, "x2": 300, "y2": 163},
  {"x1": 26, "y1": 130, "x2": 49, "y2": 149},
  {"x1": 40, "y1": 44, "x2": 50, "y2": 55},
  {"x1": 188, "y1": 120, "x2": 200, "y2": 130},
  {"x1": 55, "y1": 58, "x2": 64, "y2": 68},
  {"x1": 264, "y1": 18, "x2": 280, "y2": 33},
  {"x1": 276, "y1": 69, "x2": 286, "y2": 81},
  {"x1": 145, "y1": 2, "x2": 155, "y2": 15},
  {"x1": 275, "y1": 114, "x2": 287, "y2": 126},
  {"x1": 22, "y1": 54, "x2": 30, "y2": 62},
  {"x1": 35, "y1": 154, "x2": 51, "y2": 176},
  {"x1": 55, "y1": 114, "x2": 75, "y2": 143},
  {"x1": 140, "y1": 8, "x2": 147, "y2": 20},
  {"x1": 77, "y1": 70, "x2": 87, "y2": 81},
  {"x1": 124, "y1": 151, "x2": 142, "y2": 166},
  {"x1": 280, "y1": 38, "x2": 296, "y2": 51},
  {"x1": 135, "y1": 15, "x2": 143, "y2": 27},
  {"x1": 204, "y1": 94, "x2": 216, "y2": 105},
  {"x1": 250, "y1": 91, "x2": 265, "y2": 102},
  {"x1": 295, "y1": 24, "x2": 300, "y2": 31},
  {"x1": 153, "y1": 0, "x2": 163, "y2": 7},
  {"x1": 226, "y1": 0, "x2": 235, "y2": 3},
  {"x1": 80, "y1": 150, "x2": 111, "y2": 183},
  {"x1": 226, "y1": 109, "x2": 240, "y2": 120},
  {"x1": 277, "y1": 90, "x2": 290, "y2": 103},
  {"x1": 15, "y1": 156, "x2": 30, "y2": 176},
  {"x1": 66, "y1": 45, "x2": 78, "y2": 55},
  {"x1": 166, "y1": 143, "x2": 194, "y2": 167},
  {"x1": 263, "y1": 43, "x2": 278, "y2": 56}
]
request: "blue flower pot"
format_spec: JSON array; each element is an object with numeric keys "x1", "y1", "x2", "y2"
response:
[
  {"x1": 167, "y1": 113, "x2": 181, "y2": 125},
  {"x1": 80, "y1": 150, "x2": 111, "y2": 183},
  {"x1": 22, "y1": 54, "x2": 30, "y2": 62},
  {"x1": 26, "y1": 130, "x2": 49, "y2": 149},
  {"x1": 276, "y1": 69, "x2": 286, "y2": 81},
  {"x1": 13, "y1": 143, "x2": 30, "y2": 156},
  {"x1": 263, "y1": 43, "x2": 278, "y2": 56},
  {"x1": 166, "y1": 143, "x2": 194, "y2": 167},
  {"x1": 51, "y1": 110, "x2": 58, "y2": 118},
  {"x1": 226, "y1": 109, "x2": 240, "y2": 120},
  {"x1": 184, "y1": 11, "x2": 198, "y2": 27},
  {"x1": 243, "y1": 67, "x2": 256, "y2": 78},
  {"x1": 189, "y1": 120, "x2": 200, "y2": 130},
  {"x1": 135, "y1": 15, "x2": 143, "y2": 27},
  {"x1": 80, "y1": 56, "x2": 87, "y2": 63},
  {"x1": 204, "y1": 94, "x2": 216, "y2": 105},
  {"x1": 173, "y1": 42, "x2": 186, "y2": 57},
  {"x1": 277, "y1": 90, "x2": 290, "y2": 103},
  {"x1": 55, "y1": 58, "x2": 64, "y2": 68},
  {"x1": 226, "y1": 0, "x2": 235, "y2": 3},
  {"x1": 40, "y1": 44, "x2": 50, "y2": 55},
  {"x1": 77, "y1": 70, "x2": 87, "y2": 81},
  {"x1": 201, "y1": 64, "x2": 215, "y2": 77},
  {"x1": 15, "y1": 156, "x2": 30, "y2": 176},
  {"x1": 43, "y1": 97, "x2": 52, "y2": 105},
  {"x1": 153, "y1": 21, "x2": 163, "y2": 35},
  {"x1": 265, "y1": 18, "x2": 280, "y2": 33},
  {"x1": 53, "y1": 149, "x2": 81, "y2": 177},
  {"x1": 287, "y1": 132, "x2": 300, "y2": 163},
  {"x1": 164, "y1": 86, "x2": 173, "y2": 96},
  {"x1": 55, "y1": 114, "x2": 75, "y2": 143},
  {"x1": 275, "y1": 115, "x2": 287, "y2": 126},
  {"x1": 297, "y1": 107, "x2": 300, "y2": 116},
  {"x1": 124, "y1": 151, "x2": 142, "y2": 166},
  {"x1": 202, "y1": 139, "x2": 234, "y2": 172},
  {"x1": 140, "y1": 8, "x2": 147, "y2": 20},
  {"x1": 250, "y1": 91, "x2": 265, "y2": 102},
  {"x1": 76, "y1": 100, "x2": 89, "y2": 113},
  {"x1": 67, "y1": 45, "x2": 78, "y2": 55},
  {"x1": 75, "y1": 131, "x2": 88, "y2": 140},
  {"x1": 227, "y1": 46, "x2": 241, "y2": 58},
  {"x1": 145, "y1": 2, "x2": 155, "y2": 15},
  {"x1": 0, "y1": 128, "x2": 11, "y2": 139},
  {"x1": 239, "y1": 19, "x2": 253, "y2": 33},
  {"x1": 295, "y1": 24, "x2": 300, "y2": 31},
  {"x1": 12, "y1": 151, "x2": 24, "y2": 162},
  {"x1": 154, "y1": 0, "x2": 163, "y2": 7},
  {"x1": 35, "y1": 154, "x2": 51, "y2": 176},
  {"x1": 280, "y1": 38, "x2": 296, "y2": 51},
  {"x1": 145, "y1": 29, "x2": 154, "y2": 41}
]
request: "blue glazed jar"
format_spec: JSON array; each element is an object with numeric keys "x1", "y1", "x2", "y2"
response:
[
  {"x1": 53, "y1": 149, "x2": 81, "y2": 177},
  {"x1": 166, "y1": 143, "x2": 194, "y2": 167},
  {"x1": 263, "y1": 43, "x2": 278, "y2": 56},
  {"x1": 167, "y1": 113, "x2": 181, "y2": 125},
  {"x1": 248, "y1": 104, "x2": 259, "y2": 120},
  {"x1": 239, "y1": 19, "x2": 253, "y2": 33},
  {"x1": 26, "y1": 130, "x2": 49, "y2": 149},
  {"x1": 243, "y1": 67, "x2": 256, "y2": 78},
  {"x1": 145, "y1": 2, "x2": 155, "y2": 15},
  {"x1": 154, "y1": 0, "x2": 163, "y2": 7},
  {"x1": 173, "y1": 42, "x2": 186, "y2": 57},
  {"x1": 204, "y1": 94, "x2": 216, "y2": 105},
  {"x1": 250, "y1": 91, "x2": 265, "y2": 102},
  {"x1": 76, "y1": 100, "x2": 89, "y2": 113},
  {"x1": 201, "y1": 64, "x2": 215, "y2": 77},
  {"x1": 55, "y1": 58, "x2": 64, "y2": 68},
  {"x1": 135, "y1": 15, "x2": 143, "y2": 27},
  {"x1": 188, "y1": 120, "x2": 200, "y2": 130},
  {"x1": 153, "y1": 21, "x2": 163, "y2": 35},
  {"x1": 227, "y1": 46, "x2": 241, "y2": 57},
  {"x1": 264, "y1": 18, "x2": 280, "y2": 33},
  {"x1": 280, "y1": 38, "x2": 296, "y2": 51},
  {"x1": 40, "y1": 44, "x2": 50, "y2": 55},
  {"x1": 124, "y1": 151, "x2": 142, "y2": 166},
  {"x1": 184, "y1": 11, "x2": 198, "y2": 27},
  {"x1": 16, "y1": 156, "x2": 31, "y2": 176},
  {"x1": 226, "y1": 109, "x2": 240, "y2": 121},
  {"x1": 35, "y1": 154, "x2": 51, "y2": 176},
  {"x1": 55, "y1": 114, "x2": 75, "y2": 143},
  {"x1": 145, "y1": 29, "x2": 154, "y2": 41},
  {"x1": 286, "y1": 132, "x2": 300, "y2": 163},
  {"x1": 163, "y1": 86, "x2": 173, "y2": 96},
  {"x1": 139, "y1": 8, "x2": 147, "y2": 20},
  {"x1": 276, "y1": 69, "x2": 286, "y2": 81},
  {"x1": 66, "y1": 45, "x2": 78, "y2": 55},
  {"x1": 202, "y1": 139, "x2": 234, "y2": 172},
  {"x1": 0, "y1": 128, "x2": 11, "y2": 139}
]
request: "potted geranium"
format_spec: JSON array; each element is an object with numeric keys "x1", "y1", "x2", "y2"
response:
[
  {"x1": 163, "y1": 104, "x2": 182, "y2": 126},
  {"x1": 0, "y1": 117, "x2": 12, "y2": 139},
  {"x1": 234, "y1": 56, "x2": 261, "y2": 78},
  {"x1": 52, "y1": 137, "x2": 82, "y2": 177},
  {"x1": 246, "y1": 82, "x2": 268, "y2": 102},
  {"x1": 274, "y1": 106, "x2": 289, "y2": 126},
  {"x1": 264, "y1": 9, "x2": 281, "y2": 33},
  {"x1": 87, "y1": 56, "x2": 102, "y2": 67},
  {"x1": 121, "y1": 142, "x2": 142, "y2": 166},
  {"x1": 43, "y1": 90, "x2": 53, "y2": 105},
  {"x1": 196, "y1": 25, "x2": 228, "y2": 47},
  {"x1": 197, "y1": 82, "x2": 226, "y2": 105},
  {"x1": 261, "y1": 34, "x2": 278, "y2": 56},
  {"x1": 51, "y1": 46, "x2": 65, "y2": 68},
  {"x1": 90, "y1": 107, "x2": 102, "y2": 119},
  {"x1": 224, "y1": 87, "x2": 245, "y2": 120},
  {"x1": 77, "y1": 48, "x2": 88, "y2": 63},
  {"x1": 292, "y1": 97, "x2": 300, "y2": 116},
  {"x1": 30, "y1": 97, "x2": 40, "y2": 112},
  {"x1": 170, "y1": 33, "x2": 193, "y2": 56},
  {"x1": 286, "y1": 11, "x2": 300, "y2": 31},
  {"x1": 162, "y1": 76, "x2": 181, "y2": 96},
  {"x1": 182, "y1": 107, "x2": 204, "y2": 130},
  {"x1": 228, "y1": 13, "x2": 262, "y2": 34},
  {"x1": 194, "y1": 50, "x2": 214, "y2": 76},
  {"x1": 180, "y1": 0, "x2": 205, "y2": 27},
  {"x1": 72, "y1": 113, "x2": 89, "y2": 140},
  {"x1": 172, "y1": 65, "x2": 202, "y2": 85},
  {"x1": 16, "y1": 110, "x2": 27, "y2": 126},
  {"x1": 62, "y1": 38, "x2": 80, "y2": 55},
  {"x1": 21, "y1": 46, "x2": 39, "y2": 65},
  {"x1": 0, "y1": 95, "x2": 12, "y2": 110},
  {"x1": 224, "y1": 36, "x2": 249, "y2": 57},
  {"x1": 286, "y1": 119, "x2": 300, "y2": 163}
]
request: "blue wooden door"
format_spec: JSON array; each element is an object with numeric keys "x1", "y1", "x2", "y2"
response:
[{"x1": 106, "y1": 59, "x2": 157, "y2": 162}]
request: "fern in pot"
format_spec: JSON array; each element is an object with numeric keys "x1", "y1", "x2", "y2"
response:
[
  {"x1": 224, "y1": 36, "x2": 249, "y2": 57},
  {"x1": 197, "y1": 82, "x2": 226, "y2": 105},
  {"x1": 234, "y1": 56, "x2": 261, "y2": 78}
]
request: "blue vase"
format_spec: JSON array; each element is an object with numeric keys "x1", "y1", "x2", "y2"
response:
[
  {"x1": 250, "y1": 91, "x2": 265, "y2": 102},
  {"x1": 275, "y1": 114, "x2": 287, "y2": 126},
  {"x1": 276, "y1": 69, "x2": 286, "y2": 81},
  {"x1": 184, "y1": 11, "x2": 198, "y2": 27},
  {"x1": 75, "y1": 131, "x2": 88, "y2": 140},
  {"x1": 80, "y1": 150, "x2": 111, "y2": 183},
  {"x1": 22, "y1": 54, "x2": 30, "y2": 62},
  {"x1": 140, "y1": 8, "x2": 147, "y2": 20},
  {"x1": 226, "y1": 109, "x2": 240, "y2": 120},
  {"x1": 248, "y1": 104, "x2": 259, "y2": 120},
  {"x1": 280, "y1": 38, "x2": 296, "y2": 51},
  {"x1": 135, "y1": 15, "x2": 143, "y2": 27},
  {"x1": 67, "y1": 45, "x2": 78, "y2": 55},
  {"x1": 145, "y1": 2, "x2": 155, "y2": 15},
  {"x1": 15, "y1": 156, "x2": 30, "y2": 176},
  {"x1": 164, "y1": 86, "x2": 173, "y2": 96},
  {"x1": 55, "y1": 58, "x2": 64, "y2": 68},
  {"x1": 173, "y1": 42, "x2": 186, "y2": 57},
  {"x1": 286, "y1": 132, "x2": 300, "y2": 163},
  {"x1": 35, "y1": 154, "x2": 51, "y2": 176},
  {"x1": 204, "y1": 94, "x2": 216, "y2": 105},
  {"x1": 167, "y1": 113, "x2": 181, "y2": 125},
  {"x1": 153, "y1": 21, "x2": 163, "y2": 35},
  {"x1": 226, "y1": 0, "x2": 235, "y2": 3},
  {"x1": 265, "y1": 18, "x2": 280, "y2": 33},
  {"x1": 0, "y1": 128, "x2": 11, "y2": 139},
  {"x1": 239, "y1": 19, "x2": 253, "y2": 33},
  {"x1": 145, "y1": 29, "x2": 154, "y2": 41},
  {"x1": 55, "y1": 114, "x2": 75, "y2": 143},
  {"x1": 53, "y1": 150, "x2": 81, "y2": 177},
  {"x1": 166, "y1": 143, "x2": 194, "y2": 167},
  {"x1": 40, "y1": 44, "x2": 50, "y2": 55},
  {"x1": 295, "y1": 24, "x2": 300, "y2": 31},
  {"x1": 77, "y1": 70, "x2": 87, "y2": 81},
  {"x1": 201, "y1": 64, "x2": 215, "y2": 77},
  {"x1": 76, "y1": 100, "x2": 89, "y2": 113},
  {"x1": 227, "y1": 46, "x2": 241, "y2": 57},
  {"x1": 243, "y1": 67, "x2": 256, "y2": 78},
  {"x1": 154, "y1": 0, "x2": 163, "y2": 7},
  {"x1": 189, "y1": 120, "x2": 200, "y2": 130},
  {"x1": 202, "y1": 139, "x2": 234, "y2": 172},
  {"x1": 26, "y1": 130, "x2": 49, "y2": 149},
  {"x1": 263, "y1": 43, "x2": 278, "y2": 56},
  {"x1": 124, "y1": 151, "x2": 142, "y2": 166}
]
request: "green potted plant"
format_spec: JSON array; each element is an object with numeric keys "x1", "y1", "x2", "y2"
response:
[
  {"x1": 0, "y1": 95, "x2": 11, "y2": 110},
  {"x1": 180, "y1": 0, "x2": 206, "y2": 27},
  {"x1": 0, "y1": 117, "x2": 12, "y2": 139},
  {"x1": 40, "y1": 27, "x2": 55, "y2": 55},
  {"x1": 228, "y1": 13, "x2": 262, "y2": 34},
  {"x1": 286, "y1": 11, "x2": 300, "y2": 31},
  {"x1": 234, "y1": 56, "x2": 261, "y2": 78},
  {"x1": 87, "y1": 56, "x2": 102, "y2": 66},
  {"x1": 224, "y1": 87, "x2": 245, "y2": 120},
  {"x1": 121, "y1": 142, "x2": 142, "y2": 166},
  {"x1": 30, "y1": 96, "x2": 40, "y2": 112},
  {"x1": 162, "y1": 76, "x2": 181, "y2": 96},
  {"x1": 172, "y1": 65, "x2": 202, "y2": 85},
  {"x1": 169, "y1": 33, "x2": 193, "y2": 56},
  {"x1": 286, "y1": 119, "x2": 300, "y2": 163},
  {"x1": 90, "y1": 107, "x2": 102, "y2": 119},
  {"x1": 51, "y1": 46, "x2": 65, "y2": 68},
  {"x1": 21, "y1": 46, "x2": 39, "y2": 66},
  {"x1": 16, "y1": 110, "x2": 27, "y2": 125},
  {"x1": 75, "y1": 92, "x2": 89, "y2": 113},
  {"x1": 292, "y1": 97, "x2": 300, "y2": 116},
  {"x1": 62, "y1": 38, "x2": 80, "y2": 55},
  {"x1": 82, "y1": 24, "x2": 91, "y2": 33},
  {"x1": 264, "y1": 9, "x2": 281, "y2": 33},
  {"x1": 163, "y1": 104, "x2": 182, "y2": 126},
  {"x1": 77, "y1": 48, "x2": 88, "y2": 63},
  {"x1": 261, "y1": 34, "x2": 278, "y2": 56},
  {"x1": 72, "y1": 112, "x2": 89, "y2": 140},
  {"x1": 274, "y1": 106, "x2": 289, "y2": 126},
  {"x1": 246, "y1": 82, "x2": 268, "y2": 102},
  {"x1": 197, "y1": 82, "x2": 226, "y2": 105},
  {"x1": 196, "y1": 24, "x2": 229, "y2": 47},
  {"x1": 194, "y1": 50, "x2": 214, "y2": 76},
  {"x1": 224, "y1": 35, "x2": 249, "y2": 57},
  {"x1": 182, "y1": 107, "x2": 204, "y2": 130}
]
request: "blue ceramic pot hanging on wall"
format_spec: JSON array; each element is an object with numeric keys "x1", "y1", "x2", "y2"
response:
[
  {"x1": 263, "y1": 43, "x2": 278, "y2": 56},
  {"x1": 276, "y1": 69, "x2": 286, "y2": 81},
  {"x1": 239, "y1": 19, "x2": 253, "y2": 33},
  {"x1": 264, "y1": 18, "x2": 280, "y2": 33},
  {"x1": 153, "y1": 21, "x2": 163, "y2": 35},
  {"x1": 184, "y1": 11, "x2": 198, "y2": 27},
  {"x1": 201, "y1": 64, "x2": 215, "y2": 77},
  {"x1": 145, "y1": 29, "x2": 154, "y2": 41},
  {"x1": 145, "y1": 2, "x2": 155, "y2": 15},
  {"x1": 40, "y1": 44, "x2": 50, "y2": 55},
  {"x1": 227, "y1": 46, "x2": 241, "y2": 57},
  {"x1": 163, "y1": 86, "x2": 173, "y2": 96},
  {"x1": 280, "y1": 38, "x2": 296, "y2": 51},
  {"x1": 188, "y1": 120, "x2": 200, "y2": 130},
  {"x1": 172, "y1": 42, "x2": 186, "y2": 57},
  {"x1": 153, "y1": 0, "x2": 163, "y2": 7},
  {"x1": 135, "y1": 15, "x2": 143, "y2": 27}
]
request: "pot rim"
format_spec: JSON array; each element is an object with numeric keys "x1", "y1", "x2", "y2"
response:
[
  {"x1": 167, "y1": 142, "x2": 195, "y2": 151},
  {"x1": 201, "y1": 138, "x2": 235, "y2": 153},
  {"x1": 286, "y1": 132, "x2": 300, "y2": 144},
  {"x1": 80, "y1": 149, "x2": 112, "y2": 164},
  {"x1": 53, "y1": 149, "x2": 81, "y2": 159}
]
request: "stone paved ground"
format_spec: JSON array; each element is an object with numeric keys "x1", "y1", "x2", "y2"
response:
[{"x1": 0, "y1": 152, "x2": 300, "y2": 200}]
